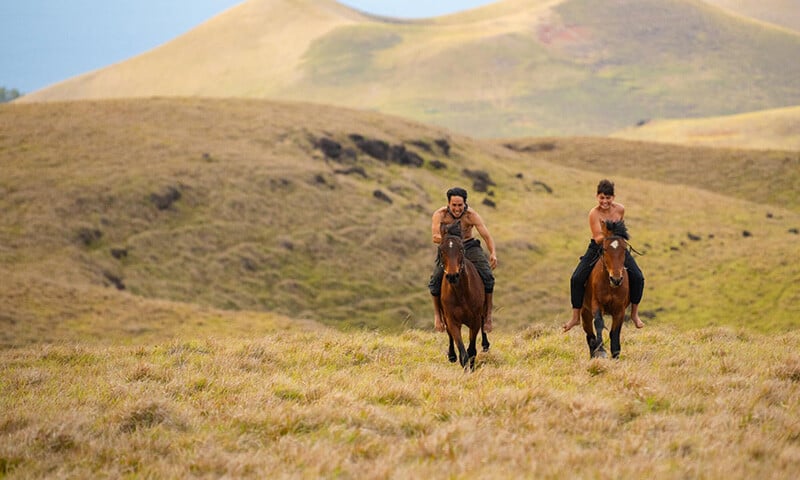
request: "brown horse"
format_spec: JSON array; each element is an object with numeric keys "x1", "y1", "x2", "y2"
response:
[
  {"x1": 582, "y1": 220, "x2": 631, "y2": 359},
  {"x1": 438, "y1": 221, "x2": 490, "y2": 370}
]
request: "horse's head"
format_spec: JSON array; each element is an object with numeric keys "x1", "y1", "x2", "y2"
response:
[
  {"x1": 600, "y1": 220, "x2": 629, "y2": 287},
  {"x1": 439, "y1": 221, "x2": 465, "y2": 285}
]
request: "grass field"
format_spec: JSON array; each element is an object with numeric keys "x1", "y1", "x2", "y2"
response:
[
  {"x1": 1, "y1": 97, "x2": 799, "y2": 478},
  {"x1": 2, "y1": 326, "x2": 799, "y2": 478}
]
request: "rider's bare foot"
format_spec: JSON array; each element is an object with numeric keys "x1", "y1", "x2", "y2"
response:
[
  {"x1": 434, "y1": 315, "x2": 445, "y2": 332},
  {"x1": 630, "y1": 304, "x2": 645, "y2": 328},
  {"x1": 563, "y1": 310, "x2": 581, "y2": 332},
  {"x1": 483, "y1": 314, "x2": 493, "y2": 333}
]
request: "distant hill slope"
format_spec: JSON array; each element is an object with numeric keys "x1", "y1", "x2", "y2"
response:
[
  {"x1": 702, "y1": 0, "x2": 800, "y2": 32},
  {"x1": 18, "y1": 0, "x2": 800, "y2": 139},
  {"x1": 610, "y1": 105, "x2": 800, "y2": 151},
  {"x1": 2, "y1": 98, "x2": 798, "y2": 341}
]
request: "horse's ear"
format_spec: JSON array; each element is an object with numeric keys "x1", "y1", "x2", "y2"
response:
[
  {"x1": 439, "y1": 222, "x2": 449, "y2": 237},
  {"x1": 449, "y1": 220, "x2": 462, "y2": 237}
]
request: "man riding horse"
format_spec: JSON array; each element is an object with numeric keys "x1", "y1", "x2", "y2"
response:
[{"x1": 429, "y1": 187, "x2": 497, "y2": 332}]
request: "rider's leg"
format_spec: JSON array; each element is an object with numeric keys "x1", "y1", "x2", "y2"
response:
[
  {"x1": 564, "y1": 241, "x2": 600, "y2": 332},
  {"x1": 429, "y1": 260, "x2": 444, "y2": 331},
  {"x1": 432, "y1": 295, "x2": 445, "y2": 332},
  {"x1": 625, "y1": 251, "x2": 645, "y2": 328},
  {"x1": 483, "y1": 292, "x2": 494, "y2": 333},
  {"x1": 630, "y1": 303, "x2": 644, "y2": 328}
]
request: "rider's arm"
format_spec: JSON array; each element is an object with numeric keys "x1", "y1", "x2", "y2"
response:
[
  {"x1": 589, "y1": 209, "x2": 604, "y2": 244},
  {"x1": 431, "y1": 208, "x2": 444, "y2": 244},
  {"x1": 472, "y1": 212, "x2": 498, "y2": 269}
]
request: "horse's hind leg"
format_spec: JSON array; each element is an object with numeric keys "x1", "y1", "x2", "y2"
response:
[
  {"x1": 591, "y1": 310, "x2": 607, "y2": 358},
  {"x1": 481, "y1": 331, "x2": 490, "y2": 352}
]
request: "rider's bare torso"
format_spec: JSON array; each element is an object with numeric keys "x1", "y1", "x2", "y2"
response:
[
  {"x1": 589, "y1": 196, "x2": 624, "y2": 243},
  {"x1": 435, "y1": 206, "x2": 478, "y2": 242}
]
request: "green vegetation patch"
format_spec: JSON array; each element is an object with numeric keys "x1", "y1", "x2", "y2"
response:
[{"x1": 303, "y1": 25, "x2": 402, "y2": 83}]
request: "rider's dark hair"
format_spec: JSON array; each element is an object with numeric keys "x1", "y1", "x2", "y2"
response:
[
  {"x1": 597, "y1": 179, "x2": 615, "y2": 196},
  {"x1": 446, "y1": 187, "x2": 468, "y2": 202}
]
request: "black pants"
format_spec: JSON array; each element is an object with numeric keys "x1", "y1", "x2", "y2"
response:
[
  {"x1": 570, "y1": 240, "x2": 644, "y2": 309},
  {"x1": 429, "y1": 238, "x2": 494, "y2": 296}
]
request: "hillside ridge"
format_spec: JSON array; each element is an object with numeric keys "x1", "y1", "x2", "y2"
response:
[
  {"x1": 16, "y1": 0, "x2": 800, "y2": 143},
  {"x1": 2, "y1": 98, "x2": 798, "y2": 340}
]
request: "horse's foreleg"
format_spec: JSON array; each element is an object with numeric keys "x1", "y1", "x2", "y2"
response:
[
  {"x1": 481, "y1": 331, "x2": 490, "y2": 352},
  {"x1": 458, "y1": 339, "x2": 468, "y2": 369},
  {"x1": 466, "y1": 327, "x2": 479, "y2": 371},
  {"x1": 447, "y1": 332, "x2": 457, "y2": 363},
  {"x1": 592, "y1": 310, "x2": 607, "y2": 358},
  {"x1": 609, "y1": 326, "x2": 621, "y2": 359},
  {"x1": 610, "y1": 310, "x2": 624, "y2": 359},
  {"x1": 446, "y1": 322, "x2": 468, "y2": 368},
  {"x1": 581, "y1": 307, "x2": 596, "y2": 357}
]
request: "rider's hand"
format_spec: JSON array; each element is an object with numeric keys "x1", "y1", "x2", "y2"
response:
[{"x1": 489, "y1": 253, "x2": 497, "y2": 269}]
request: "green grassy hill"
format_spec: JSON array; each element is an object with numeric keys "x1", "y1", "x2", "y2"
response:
[
  {"x1": 2, "y1": 98, "x2": 798, "y2": 345},
  {"x1": 610, "y1": 105, "x2": 800, "y2": 151},
  {"x1": 18, "y1": 0, "x2": 800, "y2": 141},
  {"x1": 702, "y1": 0, "x2": 800, "y2": 32}
]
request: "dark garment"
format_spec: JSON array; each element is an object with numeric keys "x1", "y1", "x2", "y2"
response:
[
  {"x1": 570, "y1": 239, "x2": 644, "y2": 308},
  {"x1": 626, "y1": 250, "x2": 644, "y2": 304},
  {"x1": 429, "y1": 238, "x2": 494, "y2": 295}
]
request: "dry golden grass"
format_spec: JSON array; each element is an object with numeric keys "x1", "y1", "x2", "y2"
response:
[
  {"x1": 1, "y1": 326, "x2": 799, "y2": 478},
  {"x1": 2, "y1": 97, "x2": 800, "y2": 478}
]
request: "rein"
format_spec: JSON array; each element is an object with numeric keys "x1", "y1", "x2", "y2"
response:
[{"x1": 628, "y1": 244, "x2": 645, "y2": 256}]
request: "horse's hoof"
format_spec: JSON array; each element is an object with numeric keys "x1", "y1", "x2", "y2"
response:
[
  {"x1": 448, "y1": 355, "x2": 457, "y2": 363},
  {"x1": 482, "y1": 346, "x2": 490, "y2": 353},
  {"x1": 612, "y1": 351, "x2": 620, "y2": 359},
  {"x1": 592, "y1": 349, "x2": 607, "y2": 359},
  {"x1": 463, "y1": 358, "x2": 476, "y2": 372}
]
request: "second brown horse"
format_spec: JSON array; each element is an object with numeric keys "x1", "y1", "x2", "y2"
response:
[
  {"x1": 438, "y1": 222, "x2": 490, "y2": 371},
  {"x1": 582, "y1": 220, "x2": 631, "y2": 359}
]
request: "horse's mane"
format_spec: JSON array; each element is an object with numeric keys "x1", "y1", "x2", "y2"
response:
[
  {"x1": 605, "y1": 220, "x2": 629, "y2": 240},
  {"x1": 443, "y1": 221, "x2": 462, "y2": 238}
]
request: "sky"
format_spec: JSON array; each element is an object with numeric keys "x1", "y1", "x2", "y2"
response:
[{"x1": 1, "y1": 0, "x2": 495, "y2": 94}]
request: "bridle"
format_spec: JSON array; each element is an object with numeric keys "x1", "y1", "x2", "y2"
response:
[
  {"x1": 598, "y1": 235, "x2": 627, "y2": 286},
  {"x1": 440, "y1": 234, "x2": 466, "y2": 276}
]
